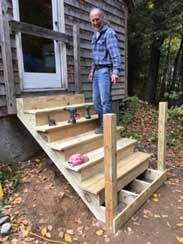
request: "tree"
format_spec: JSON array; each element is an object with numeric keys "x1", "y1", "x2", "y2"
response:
[{"x1": 128, "y1": 0, "x2": 183, "y2": 103}]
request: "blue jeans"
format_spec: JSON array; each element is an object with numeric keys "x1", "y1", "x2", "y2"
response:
[{"x1": 93, "y1": 67, "x2": 112, "y2": 118}]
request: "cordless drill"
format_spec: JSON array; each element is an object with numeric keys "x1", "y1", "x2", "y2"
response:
[
  {"x1": 64, "y1": 107, "x2": 77, "y2": 124},
  {"x1": 85, "y1": 105, "x2": 91, "y2": 119}
]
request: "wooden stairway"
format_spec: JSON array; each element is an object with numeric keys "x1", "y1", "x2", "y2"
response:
[{"x1": 16, "y1": 94, "x2": 167, "y2": 233}]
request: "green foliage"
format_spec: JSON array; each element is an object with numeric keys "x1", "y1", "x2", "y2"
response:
[
  {"x1": 167, "y1": 133, "x2": 177, "y2": 147},
  {"x1": 0, "y1": 165, "x2": 23, "y2": 192},
  {"x1": 168, "y1": 91, "x2": 183, "y2": 106},
  {"x1": 147, "y1": 131, "x2": 157, "y2": 143},
  {"x1": 128, "y1": 0, "x2": 183, "y2": 101},
  {"x1": 120, "y1": 127, "x2": 141, "y2": 140},
  {"x1": 167, "y1": 106, "x2": 183, "y2": 147},
  {"x1": 168, "y1": 106, "x2": 183, "y2": 121},
  {"x1": 119, "y1": 96, "x2": 141, "y2": 140},
  {"x1": 119, "y1": 96, "x2": 139, "y2": 126}
]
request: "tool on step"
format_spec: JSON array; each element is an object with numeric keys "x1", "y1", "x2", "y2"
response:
[
  {"x1": 74, "y1": 113, "x2": 81, "y2": 120},
  {"x1": 64, "y1": 107, "x2": 77, "y2": 124},
  {"x1": 68, "y1": 154, "x2": 89, "y2": 166},
  {"x1": 48, "y1": 116, "x2": 56, "y2": 126},
  {"x1": 85, "y1": 105, "x2": 91, "y2": 119}
]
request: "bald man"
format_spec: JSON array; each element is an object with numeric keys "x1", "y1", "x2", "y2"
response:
[{"x1": 88, "y1": 8, "x2": 121, "y2": 134}]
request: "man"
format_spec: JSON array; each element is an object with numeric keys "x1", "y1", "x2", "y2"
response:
[{"x1": 88, "y1": 8, "x2": 121, "y2": 134}]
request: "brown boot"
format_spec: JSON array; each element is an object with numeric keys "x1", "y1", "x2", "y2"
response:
[{"x1": 95, "y1": 114, "x2": 103, "y2": 134}]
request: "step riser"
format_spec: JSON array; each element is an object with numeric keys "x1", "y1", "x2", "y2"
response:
[
  {"x1": 20, "y1": 94, "x2": 85, "y2": 110},
  {"x1": 63, "y1": 132, "x2": 121, "y2": 161},
  {"x1": 35, "y1": 106, "x2": 96, "y2": 126},
  {"x1": 98, "y1": 160, "x2": 149, "y2": 204},
  {"x1": 80, "y1": 144, "x2": 135, "y2": 181},
  {"x1": 42, "y1": 120, "x2": 99, "y2": 142}
]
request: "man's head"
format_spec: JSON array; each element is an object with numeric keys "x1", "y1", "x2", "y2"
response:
[{"x1": 89, "y1": 8, "x2": 104, "y2": 31}]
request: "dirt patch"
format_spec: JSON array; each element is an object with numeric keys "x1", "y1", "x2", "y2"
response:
[
  {"x1": 1, "y1": 102, "x2": 183, "y2": 244},
  {"x1": 1, "y1": 153, "x2": 182, "y2": 244}
]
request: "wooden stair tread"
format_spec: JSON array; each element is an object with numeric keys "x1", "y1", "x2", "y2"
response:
[
  {"x1": 35, "y1": 114, "x2": 98, "y2": 132},
  {"x1": 81, "y1": 152, "x2": 151, "y2": 194},
  {"x1": 24, "y1": 102, "x2": 94, "y2": 114},
  {"x1": 49, "y1": 126, "x2": 123, "y2": 151},
  {"x1": 63, "y1": 138, "x2": 137, "y2": 172}
]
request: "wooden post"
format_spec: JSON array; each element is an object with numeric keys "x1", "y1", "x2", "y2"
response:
[
  {"x1": 104, "y1": 114, "x2": 117, "y2": 231},
  {"x1": 73, "y1": 24, "x2": 80, "y2": 93},
  {"x1": 157, "y1": 102, "x2": 168, "y2": 171},
  {"x1": 0, "y1": 1, "x2": 16, "y2": 114}
]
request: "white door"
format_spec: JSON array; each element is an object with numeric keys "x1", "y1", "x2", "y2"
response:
[{"x1": 13, "y1": 0, "x2": 64, "y2": 90}]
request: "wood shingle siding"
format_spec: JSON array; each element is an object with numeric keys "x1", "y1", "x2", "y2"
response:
[
  {"x1": 65, "y1": 0, "x2": 127, "y2": 100},
  {"x1": 0, "y1": 0, "x2": 129, "y2": 117}
]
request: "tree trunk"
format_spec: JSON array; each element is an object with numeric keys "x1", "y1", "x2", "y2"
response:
[
  {"x1": 145, "y1": 38, "x2": 163, "y2": 103},
  {"x1": 180, "y1": 43, "x2": 183, "y2": 91},
  {"x1": 159, "y1": 37, "x2": 171, "y2": 98},
  {"x1": 169, "y1": 34, "x2": 183, "y2": 91}
]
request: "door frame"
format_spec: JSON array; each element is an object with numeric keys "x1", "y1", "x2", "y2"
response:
[{"x1": 12, "y1": 0, "x2": 68, "y2": 91}]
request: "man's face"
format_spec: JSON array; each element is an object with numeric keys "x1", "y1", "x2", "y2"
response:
[{"x1": 90, "y1": 11, "x2": 104, "y2": 31}]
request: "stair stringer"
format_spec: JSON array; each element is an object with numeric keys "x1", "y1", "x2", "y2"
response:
[{"x1": 16, "y1": 102, "x2": 105, "y2": 223}]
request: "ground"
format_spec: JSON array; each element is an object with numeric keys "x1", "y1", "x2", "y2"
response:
[{"x1": 0, "y1": 101, "x2": 183, "y2": 244}]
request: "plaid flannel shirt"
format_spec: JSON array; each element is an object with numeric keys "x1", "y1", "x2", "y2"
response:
[{"x1": 91, "y1": 25, "x2": 122, "y2": 75}]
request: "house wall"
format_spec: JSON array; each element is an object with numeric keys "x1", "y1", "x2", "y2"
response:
[
  {"x1": 65, "y1": 0, "x2": 127, "y2": 101},
  {"x1": 0, "y1": 0, "x2": 20, "y2": 117},
  {"x1": 0, "y1": 0, "x2": 128, "y2": 117},
  {"x1": 0, "y1": 0, "x2": 128, "y2": 163}
]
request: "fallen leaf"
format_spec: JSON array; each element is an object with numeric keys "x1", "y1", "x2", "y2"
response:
[
  {"x1": 12, "y1": 197, "x2": 22, "y2": 204},
  {"x1": 11, "y1": 239, "x2": 18, "y2": 244},
  {"x1": 45, "y1": 232, "x2": 51, "y2": 238},
  {"x1": 64, "y1": 233, "x2": 72, "y2": 243},
  {"x1": 177, "y1": 223, "x2": 183, "y2": 227},
  {"x1": 96, "y1": 229, "x2": 104, "y2": 236},
  {"x1": 176, "y1": 236, "x2": 183, "y2": 243},
  {"x1": 152, "y1": 198, "x2": 159, "y2": 202},
  {"x1": 47, "y1": 225, "x2": 53, "y2": 231},
  {"x1": 58, "y1": 231, "x2": 64, "y2": 238},
  {"x1": 67, "y1": 229, "x2": 74, "y2": 235},
  {"x1": 105, "y1": 237, "x2": 110, "y2": 243},
  {"x1": 2, "y1": 236, "x2": 9, "y2": 242},
  {"x1": 41, "y1": 227, "x2": 47, "y2": 236}
]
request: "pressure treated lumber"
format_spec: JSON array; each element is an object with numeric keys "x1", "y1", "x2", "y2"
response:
[
  {"x1": 25, "y1": 103, "x2": 95, "y2": 126},
  {"x1": 63, "y1": 138, "x2": 137, "y2": 172},
  {"x1": 50, "y1": 126, "x2": 122, "y2": 159},
  {"x1": 18, "y1": 94, "x2": 85, "y2": 110},
  {"x1": 158, "y1": 102, "x2": 167, "y2": 171},
  {"x1": 24, "y1": 102, "x2": 94, "y2": 114},
  {"x1": 103, "y1": 114, "x2": 117, "y2": 230},
  {"x1": 36, "y1": 115, "x2": 98, "y2": 132},
  {"x1": 16, "y1": 98, "x2": 106, "y2": 223},
  {"x1": 113, "y1": 169, "x2": 167, "y2": 233},
  {"x1": 81, "y1": 151, "x2": 151, "y2": 194}
]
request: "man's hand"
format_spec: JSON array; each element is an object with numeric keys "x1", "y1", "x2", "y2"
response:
[
  {"x1": 111, "y1": 73, "x2": 119, "y2": 84},
  {"x1": 88, "y1": 72, "x2": 93, "y2": 81}
]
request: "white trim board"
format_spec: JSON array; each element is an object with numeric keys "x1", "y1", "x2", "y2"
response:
[{"x1": 12, "y1": 0, "x2": 67, "y2": 91}]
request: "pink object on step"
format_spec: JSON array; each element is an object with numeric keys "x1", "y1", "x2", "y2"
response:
[{"x1": 68, "y1": 154, "x2": 89, "y2": 166}]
